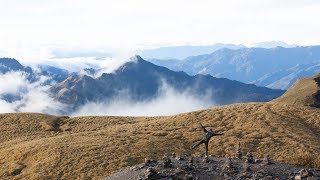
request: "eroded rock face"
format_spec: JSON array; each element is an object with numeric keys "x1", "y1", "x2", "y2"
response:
[{"x1": 104, "y1": 155, "x2": 320, "y2": 180}]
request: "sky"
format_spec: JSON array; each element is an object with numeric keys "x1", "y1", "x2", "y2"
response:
[{"x1": 1, "y1": 0, "x2": 320, "y2": 60}]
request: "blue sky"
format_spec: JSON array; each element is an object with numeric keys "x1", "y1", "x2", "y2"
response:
[{"x1": 1, "y1": 0, "x2": 320, "y2": 59}]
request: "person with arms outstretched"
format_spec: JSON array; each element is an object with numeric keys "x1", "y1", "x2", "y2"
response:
[{"x1": 192, "y1": 123, "x2": 223, "y2": 157}]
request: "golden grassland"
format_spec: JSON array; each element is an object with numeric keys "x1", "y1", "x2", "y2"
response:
[{"x1": 0, "y1": 74, "x2": 319, "y2": 179}]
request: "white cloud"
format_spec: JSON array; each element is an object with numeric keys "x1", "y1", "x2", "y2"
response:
[
  {"x1": 0, "y1": 99, "x2": 15, "y2": 113},
  {"x1": 0, "y1": 72, "x2": 27, "y2": 95},
  {"x1": 72, "y1": 83, "x2": 215, "y2": 116},
  {"x1": 0, "y1": 72, "x2": 66, "y2": 115}
]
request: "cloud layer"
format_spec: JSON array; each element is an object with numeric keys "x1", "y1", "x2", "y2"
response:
[
  {"x1": 72, "y1": 84, "x2": 215, "y2": 116},
  {"x1": 0, "y1": 66, "x2": 215, "y2": 116},
  {"x1": 0, "y1": 71, "x2": 66, "y2": 114}
]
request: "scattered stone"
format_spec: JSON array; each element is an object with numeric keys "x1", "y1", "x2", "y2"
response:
[
  {"x1": 176, "y1": 156, "x2": 184, "y2": 161},
  {"x1": 245, "y1": 152, "x2": 254, "y2": 164},
  {"x1": 171, "y1": 153, "x2": 176, "y2": 158},
  {"x1": 262, "y1": 155, "x2": 271, "y2": 165},
  {"x1": 105, "y1": 155, "x2": 320, "y2": 180},
  {"x1": 243, "y1": 162, "x2": 252, "y2": 172},
  {"x1": 306, "y1": 177, "x2": 318, "y2": 180},
  {"x1": 239, "y1": 172, "x2": 251, "y2": 179},
  {"x1": 163, "y1": 155, "x2": 173, "y2": 168},
  {"x1": 181, "y1": 164, "x2": 193, "y2": 172},
  {"x1": 188, "y1": 157, "x2": 193, "y2": 165},
  {"x1": 144, "y1": 158, "x2": 151, "y2": 166},
  {"x1": 185, "y1": 173, "x2": 193, "y2": 180},
  {"x1": 202, "y1": 156, "x2": 209, "y2": 163},
  {"x1": 254, "y1": 170, "x2": 272, "y2": 179},
  {"x1": 294, "y1": 175, "x2": 301, "y2": 180},
  {"x1": 298, "y1": 168, "x2": 314, "y2": 178},
  {"x1": 145, "y1": 167, "x2": 159, "y2": 180}
]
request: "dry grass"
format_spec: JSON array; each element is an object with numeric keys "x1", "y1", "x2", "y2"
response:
[
  {"x1": 0, "y1": 102, "x2": 319, "y2": 179},
  {"x1": 0, "y1": 74, "x2": 320, "y2": 179}
]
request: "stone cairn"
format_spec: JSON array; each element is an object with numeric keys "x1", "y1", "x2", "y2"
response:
[
  {"x1": 144, "y1": 158, "x2": 151, "y2": 167},
  {"x1": 162, "y1": 155, "x2": 173, "y2": 168},
  {"x1": 262, "y1": 155, "x2": 271, "y2": 165},
  {"x1": 188, "y1": 157, "x2": 193, "y2": 166},
  {"x1": 145, "y1": 167, "x2": 159, "y2": 180},
  {"x1": 243, "y1": 162, "x2": 252, "y2": 172},
  {"x1": 223, "y1": 157, "x2": 238, "y2": 174},
  {"x1": 203, "y1": 156, "x2": 210, "y2": 163},
  {"x1": 245, "y1": 152, "x2": 254, "y2": 164},
  {"x1": 235, "y1": 142, "x2": 242, "y2": 159}
]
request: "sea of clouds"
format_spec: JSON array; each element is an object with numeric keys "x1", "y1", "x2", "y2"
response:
[{"x1": 0, "y1": 47, "x2": 215, "y2": 116}]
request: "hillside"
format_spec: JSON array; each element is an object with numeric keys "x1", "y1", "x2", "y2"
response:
[
  {"x1": 1, "y1": 75, "x2": 320, "y2": 179},
  {"x1": 274, "y1": 73, "x2": 320, "y2": 107}
]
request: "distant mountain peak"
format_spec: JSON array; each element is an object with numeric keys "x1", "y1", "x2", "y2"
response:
[
  {"x1": 251, "y1": 41, "x2": 297, "y2": 48},
  {"x1": 0, "y1": 57, "x2": 24, "y2": 69},
  {"x1": 130, "y1": 55, "x2": 143, "y2": 61}
]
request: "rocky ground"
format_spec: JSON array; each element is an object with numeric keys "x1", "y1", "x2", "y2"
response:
[{"x1": 104, "y1": 153, "x2": 320, "y2": 180}]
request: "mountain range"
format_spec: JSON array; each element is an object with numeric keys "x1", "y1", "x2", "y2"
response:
[
  {"x1": 149, "y1": 46, "x2": 320, "y2": 90},
  {"x1": 50, "y1": 55, "x2": 284, "y2": 111},
  {"x1": 0, "y1": 56, "x2": 284, "y2": 114},
  {"x1": 138, "y1": 43, "x2": 245, "y2": 60}
]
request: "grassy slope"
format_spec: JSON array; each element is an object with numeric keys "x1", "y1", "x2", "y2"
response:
[{"x1": 0, "y1": 102, "x2": 320, "y2": 179}]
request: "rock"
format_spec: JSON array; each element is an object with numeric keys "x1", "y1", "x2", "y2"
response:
[
  {"x1": 239, "y1": 172, "x2": 251, "y2": 179},
  {"x1": 245, "y1": 152, "x2": 254, "y2": 164},
  {"x1": 185, "y1": 173, "x2": 193, "y2": 180},
  {"x1": 176, "y1": 156, "x2": 184, "y2": 161},
  {"x1": 223, "y1": 157, "x2": 237, "y2": 174},
  {"x1": 105, "y1": 155, "x2": 320, "y2": 180},
  {"x1": 306, "y1": 177, "x2": 318, "y2": 180},
  {"x1": 254, "y1": 158, "x2": 262, "y2": 163},
  {"x1": 144, "y1": 158, "x2": 151, "y2": 166},
  {"x1": 262, "y1": 155, "x2": 271, "y2": 165},
  {"x1": 243, "y1": 162, "x2": 252, "y2": 172},
  {"x1": 181, "y1": 164, "x2": 193, "y2": 172},
  {"x1": 163, "y1": 155, "x2": 173, "y2": 168},
  {"x1": 188, "y1": 157, "x2": 193, "y2": 165},
  {"x1": 298, "y1": 168, "x2": 314, "y2": 178},
  {"x1": 294, "y1": 175, "x2": 302, "y2": 180},
  {"x1": 202, "y1": 157, "x2": 209, "y2": 163},
  {"x1": 235, "y1": 142, "x2": 242, "y2": 159},
  {"x1": 145, "y1": 167, "x2": 159, "y2": 180}
]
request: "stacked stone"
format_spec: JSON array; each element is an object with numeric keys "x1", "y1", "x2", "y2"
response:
[
  {"x1": 145, "y1": 167, "x2": 159, "y2": 180},
  {"x1": 243, "y1": 162, "x2": 252, "y2": 172},
  {"x1": 245, "y1": 152, "x2": 254, "y2": 163},
  {"x1": 235, "y1": 142, "x2": 242, "y2": 159},
  {"x1": 162, "y1": 155, "x2": 173, "y2": 168},
  {"x1": 144, "y1": 158, "x2": 151, "y2": 166},
  {"x1": 188, "y1": 157, "x2": 193, "y2": 166},
  {"x1": 262, "y1": 155, "x2": 271, "y2": 165},
  {"x1": 223, "y1": 157, "x2": 238, "y2": 174},
  {"x1": 202, "y1": 156, "x2": 210, "y2": 163}
]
